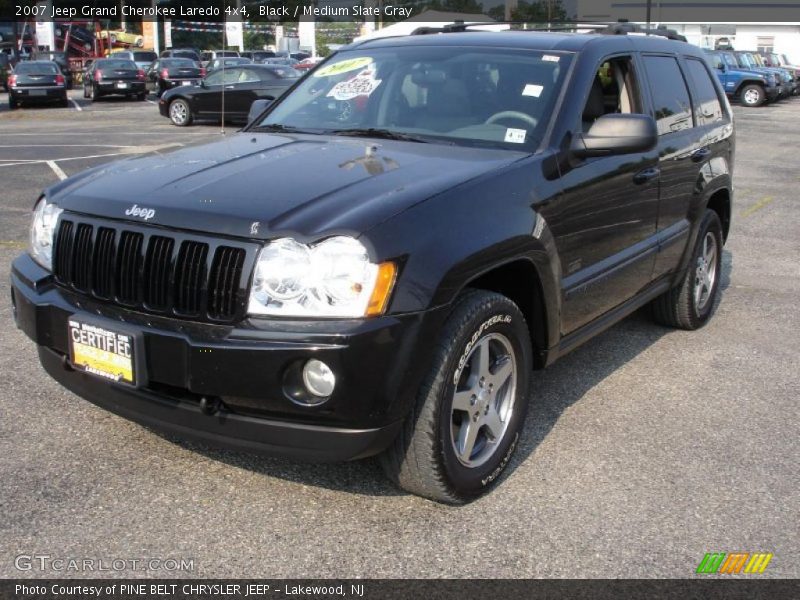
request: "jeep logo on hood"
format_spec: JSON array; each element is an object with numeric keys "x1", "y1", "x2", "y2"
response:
[{"x1": 124, "y1": 204, "x2": 156, "y2": 221}]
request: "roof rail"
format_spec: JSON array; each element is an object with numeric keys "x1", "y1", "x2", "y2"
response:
[{"x1": 408, "y1": 20, "x2": 686, "y2": 41}]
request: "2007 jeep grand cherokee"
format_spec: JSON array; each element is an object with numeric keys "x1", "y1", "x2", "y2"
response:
[{"x1": 11, "y1": 30, "x2": 733, "y2": 503}]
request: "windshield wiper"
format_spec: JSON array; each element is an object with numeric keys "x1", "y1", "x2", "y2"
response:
[
  {"x1": 251, "y1": 124, "x2": 319, "y2": 134},
  {"x1": 326, "y1": 128, "x2": 430, "y2": 143}
]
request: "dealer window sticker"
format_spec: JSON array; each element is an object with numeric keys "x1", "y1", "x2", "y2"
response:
[
  {"x1": 327, "y1": 68, "x2": 383, "y2": 101},
  {"x1": 504, "y1": 128, "x2": 527, "y2": 144},
  {"x1": 522, "y1": 84, "x2": 544, "y2": 97},
  {"x1": 542, "y1": 55, "x2": 560, "y2": 62},
  {"x1": 314, "y1": 57, "x2": 373, "y2": 78}
]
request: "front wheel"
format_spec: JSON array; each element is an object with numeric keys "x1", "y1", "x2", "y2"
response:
[
  {"x1": 381, "y1": 290, "x2": 532, "y2": 504},
  {"x1": 652, "y1": 209, "x2": 723, "y2": 330},
  {"x1": 169, "y1": 98, "x2": 192, "y2": 126},
  {"x1": 740, "y1": 84, "x2": 765, "y2": 107}
]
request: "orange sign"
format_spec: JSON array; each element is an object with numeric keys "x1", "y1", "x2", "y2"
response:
[{"x1": 142, "y1": 21, "x2": 155, "y2": 51}]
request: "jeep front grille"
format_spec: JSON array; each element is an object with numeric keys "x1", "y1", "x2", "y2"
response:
[{"x1": 53, "y1": 216, "x2": 256, "y2": 323}]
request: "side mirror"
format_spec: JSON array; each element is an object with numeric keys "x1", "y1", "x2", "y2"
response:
[
  {"x1": 571, "y1": 114, "x2": 657, "y2": 158},
  {"x1": 718, "y1": 63, "x2": 726, "y2": 72},
  {"x1": 248, "y1": 98, "x2": 273, "y2": 124}
]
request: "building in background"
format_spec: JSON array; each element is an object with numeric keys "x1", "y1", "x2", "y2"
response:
[{"x1": 576, "y1": 0, "x2": 800, "y2": 60}]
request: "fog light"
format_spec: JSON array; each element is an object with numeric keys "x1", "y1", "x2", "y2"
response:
[{"x1": 302, "y1": 359, "x2": 335, "y2": 398}]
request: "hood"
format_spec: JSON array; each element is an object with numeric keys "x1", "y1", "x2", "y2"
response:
[{"x1": 47, "y1": 133, "x2": 523, "y2": 241}]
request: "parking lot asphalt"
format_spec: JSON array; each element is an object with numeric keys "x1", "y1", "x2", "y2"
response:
[{"x1": 0, "y1": 89, "x2": 798, "y2": 579}]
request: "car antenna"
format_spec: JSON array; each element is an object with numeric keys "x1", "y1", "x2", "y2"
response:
[{"x1": 220, "y1": 29, "x2": 226, "y2": 135}]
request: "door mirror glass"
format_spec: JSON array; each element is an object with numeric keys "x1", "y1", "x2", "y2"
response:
[
  {"x1": 248, "y1": 98, "x2": 273, "y2": 124},
  {"x1": 571, "y1": 114, "x2": 657, "y2": 158}
]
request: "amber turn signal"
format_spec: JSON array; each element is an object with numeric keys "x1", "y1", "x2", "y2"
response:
[{"x1": 366, "y1": 262, "x2": 397, "y2": 317}]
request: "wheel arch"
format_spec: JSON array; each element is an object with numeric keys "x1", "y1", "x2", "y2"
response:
[
  {"x1": 460, "y1": 258, "x2": 552, "y2": 369},
  {"x1": 706, "y1": 187, "x2": 731, "y2": 243}
]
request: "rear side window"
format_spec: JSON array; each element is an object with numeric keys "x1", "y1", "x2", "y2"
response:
[
  {"x1": 685, "y1": 58, "x2": 724, "y2": 125},
  {"x1": 643, "y1": 55, "x2": 693, "y2": 135}
]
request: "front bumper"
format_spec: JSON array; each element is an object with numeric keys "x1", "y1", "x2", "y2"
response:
[{"x1": 11, "y1": 253, "x2": 444, "y2": 461}]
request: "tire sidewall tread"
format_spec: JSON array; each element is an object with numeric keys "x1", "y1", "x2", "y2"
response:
[{"x1": 381, "y1": 289, "x2": 532, "y2": 504}]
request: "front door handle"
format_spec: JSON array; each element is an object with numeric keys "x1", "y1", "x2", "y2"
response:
[
  {"x1": 633, "y1": 166, "x2": 660, "y2": 185},
  {"x1": 692, "y1": 147, "x2": 711, "y2": 162},
  {"x1": 224, "y1": 85, "x2": 235, "y2": 89}
]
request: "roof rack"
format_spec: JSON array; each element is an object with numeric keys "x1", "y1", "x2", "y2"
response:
[{"x1": 409, "y1": 20, "x2": 687, "y2": 42}]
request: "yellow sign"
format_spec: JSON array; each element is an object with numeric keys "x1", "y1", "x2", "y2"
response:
[
  {"x1": 314, "y1": 57, "x2": 373, "y2": 78},
  {"x1": 69, "y1": 320, "x2": 135, "y2": 384}
]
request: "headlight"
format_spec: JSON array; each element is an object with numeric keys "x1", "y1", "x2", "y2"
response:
[
  {"x1": 248, "y1": 236, "x2": 396, "y2": 318},
  {"x1": 29, "y1": 196, "x2": 63, "y2": 270}
]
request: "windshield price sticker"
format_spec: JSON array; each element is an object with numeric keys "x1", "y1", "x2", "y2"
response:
[{"x1": 327, "y1": 69, "x2": 383, "y2": 101}]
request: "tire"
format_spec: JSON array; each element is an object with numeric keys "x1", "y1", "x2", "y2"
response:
[
  {"x1": 380, "y1": 289, "x2": 532, "y2": 504},
  {"x1": 91, "y1": 85, "x2": 100, "y2": 102},
  {"x1": 169, "y1": 98, "x2": 192, "y2": 126},
  {"x1": 740, "y1": 84, "x2": 765, "y2": 107},
  {"x1": 9, "y1": 95, "x2": 17, "y2": 109},
  {"x1": 154, "y1": 81, "x2": 162, "y2": 97},
  {"x1": 83, "y1": 84, "x2": 89, "y2": 99},
  {"x1": 652, "y1": 209, "x2": 723, "y2": 330},
  {"x1": 59, "y1": 94, "x2": 69, "y2": 108},
  {"x1": 137, "y1": 93, "x2": 146, "y2": 101}
]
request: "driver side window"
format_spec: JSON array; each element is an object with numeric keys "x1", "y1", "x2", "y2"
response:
[
  {"x1": 204, "y1": 70, "x2": 225, "y2": 86},
  {"x1": 581, "y1": 56, "x2": 643, "y2": 133}
]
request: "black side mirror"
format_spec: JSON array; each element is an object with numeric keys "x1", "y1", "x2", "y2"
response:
[
  {"x1": 718, "y1": 63, "x2": 726, "y2": 72},
  {"x1": 248, "y1": 98, "x2": 273, "y2": 124},
  {"x1": 571, "y1": 114, "x2": 657, "y2": 158}
]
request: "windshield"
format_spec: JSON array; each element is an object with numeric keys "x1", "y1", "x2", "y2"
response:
[
  {"x1": 134, "y1": 51, "x2": 157, "y2": 62},
  {"x1": 256, "y1": 46, "x2": 572, "y2": 150},
  {"x1": 721, "y1": 53, "x2": 738, "y2": 68}
]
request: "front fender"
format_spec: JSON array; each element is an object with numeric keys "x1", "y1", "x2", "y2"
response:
[{"x1": 363, "y1": 156, "x2": 563, "y2": 353}]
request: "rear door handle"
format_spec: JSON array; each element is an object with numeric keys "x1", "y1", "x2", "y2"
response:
[
  {"x1": 633, "y1": 167, "x2": 660, "y2": 185},
  {"x1": 692, "y1": 147, "x2": 711, "y2": 162},
  {"x1": 224, "y1": 85, "x2": 235, "y2": 89}
]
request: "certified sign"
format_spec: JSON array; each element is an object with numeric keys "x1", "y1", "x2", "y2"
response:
[{"x1": 68, "y1": 319, "x2": 135, "y2": 385}]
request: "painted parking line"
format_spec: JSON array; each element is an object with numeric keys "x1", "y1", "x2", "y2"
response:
[
  {"x1": 70, "y1": 99, "x2": 83, "y2": 112},
  {"x1": 46, "y1": 160, "x2": 68, "y2": 181}
]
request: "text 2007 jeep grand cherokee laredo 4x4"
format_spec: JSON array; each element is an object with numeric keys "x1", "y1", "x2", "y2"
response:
[{"x1": 11, "y1": 30, "x2": 733, "y2": 504}]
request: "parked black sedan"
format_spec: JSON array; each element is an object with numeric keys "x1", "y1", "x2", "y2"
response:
[
  {"x1": 83, "y1": 58, "x2": 146, "y2": 102},
  {"x1": 32, "y1": 51, "x2": 74, "y2": 89},
  {"x1": 146, "y1": 58, "x2": 205, "y2": 97},
  {"x1": 159, "y1": 64, "x2": 298, "y2": 126},
  {"x1": 7, "y1": 61, "x2": 68, "y2": 109}
]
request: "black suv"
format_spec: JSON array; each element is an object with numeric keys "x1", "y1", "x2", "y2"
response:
[{"x1": 11, "y1": 31, "x2": 733, "y2": 503}]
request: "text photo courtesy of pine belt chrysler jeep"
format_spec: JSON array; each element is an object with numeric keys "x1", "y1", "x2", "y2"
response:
[{"x1": 11, "y1": 31, "x2": 733, "y2": 504}]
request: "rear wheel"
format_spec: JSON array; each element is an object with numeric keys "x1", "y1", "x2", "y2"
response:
[
  {"x1": 652, "y1": 209, "x2": 723, "y2": 330},
  {"x1": 59, "y1": 94, "x2": 69, "y2": 108},
  {"x1": 91, "y1": 85, "x2": 100, "y2": 102},
  {"x1": 9, "y1": 95, "x2": 17, "y2": 109},
  {"x1": 137, "y1": 93, "x2": 146, "y2": 101},
  {"x1": 169, "y1": 98, "x2": 192, "y2": 126},
  {"x1": 740, "y1": 84, "x2": 765, "y2": 107},
  {"x1": 380, "y1": 290, "x2": 532, "y2": 504}
]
